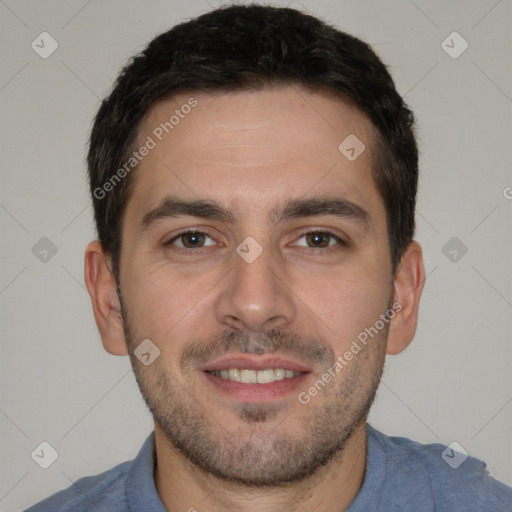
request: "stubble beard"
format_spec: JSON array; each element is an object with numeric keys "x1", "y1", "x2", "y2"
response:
[{"x1": 120, "y1": 301, "x2": 387, "y2": 487}]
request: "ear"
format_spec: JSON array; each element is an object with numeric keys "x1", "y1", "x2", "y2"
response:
[
  {"x1": 84, "y1": 240, "x2": 128, "y2": 356},
  {"x1": 386, "y1": 241, "x2": 425, "y2": 355}
]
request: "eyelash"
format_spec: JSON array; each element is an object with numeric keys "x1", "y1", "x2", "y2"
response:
[{"x1": 164, "y1": 229, "x2": 347, "y2": 255}]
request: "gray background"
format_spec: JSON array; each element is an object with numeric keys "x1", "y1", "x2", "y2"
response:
[{"x1": 1, "y1": 0, "x2": 511, "y2": 510}]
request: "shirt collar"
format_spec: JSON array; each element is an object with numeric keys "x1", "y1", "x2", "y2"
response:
[
  {"x1": 126, "y1": 431, "x2": 167, "y2": 511},
  {"x1": 125, "y1": 424, "x2": 384, "y2": 511}
]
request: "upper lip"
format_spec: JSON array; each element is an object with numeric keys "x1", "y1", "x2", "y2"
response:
[{"x1": 198, "y1": 354, "x2": 312, "y2": 373}]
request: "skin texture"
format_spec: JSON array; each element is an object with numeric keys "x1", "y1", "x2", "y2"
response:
[{"x1": 85, "y1": 86, "x2": 425, "y2": 512}]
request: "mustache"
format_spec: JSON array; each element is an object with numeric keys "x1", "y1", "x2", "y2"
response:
[{"x1": 181, "y1": 328, "x2": 334, "y2": 371}]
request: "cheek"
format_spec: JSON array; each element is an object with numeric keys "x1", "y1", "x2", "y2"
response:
[
  {"x1": 299, "y1": 265, "x2": 391, "y2": 346},
  {"x1": 121, "y1": 258, "x2": 218, "y2": 343}
]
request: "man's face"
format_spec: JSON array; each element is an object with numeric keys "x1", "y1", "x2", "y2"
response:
[{"x1": 118, "y1": 87, "x2": 394, "y2": 485}]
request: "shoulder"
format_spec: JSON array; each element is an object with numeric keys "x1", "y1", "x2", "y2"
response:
[
  {"x1": 368, "y1": 425, "x2": 512, "y2": 510},
  {"x1": 25, "y1": 460, "x2": 131, "y2": 512}
]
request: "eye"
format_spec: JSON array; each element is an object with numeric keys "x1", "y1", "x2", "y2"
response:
[
  {"x1": 164, "y1": 230, "x2": 217, "y2": 251},
  {"x1": 293, "y1": 230, "x2": 347, "y2": 253},
  {"x1": 163, "y1": 229, "x2": 347, "y2": 255}
]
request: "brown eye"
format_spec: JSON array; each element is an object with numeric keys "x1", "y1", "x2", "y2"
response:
[
  {"x1": 294, "y1": 230, "x2": 345, "y2": 250},
  {"x1": 305, "y1": 231, "x2": 332, "y2": 248},
  {"x1": 165, "y1": 231, "x2": 216, "y2": 250},
  {"x1": 180, "y1": 232, "x2": 207, "y2": 248}
]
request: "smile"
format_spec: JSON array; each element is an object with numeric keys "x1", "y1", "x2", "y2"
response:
[{"x1": 207, "y1": 368, "x2": 304, "y2": 384}]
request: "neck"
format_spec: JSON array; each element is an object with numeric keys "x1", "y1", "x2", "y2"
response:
[{"x1": 154, "y1": 421, "x2": 367, "y2": 512}]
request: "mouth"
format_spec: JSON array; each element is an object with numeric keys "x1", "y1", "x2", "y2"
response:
[
  {"x1": 207, "y1": 368, "x2": 303, "y2": 383},
  {"x1": 199, "y1": 355, "x2": 312, "y2": 402}
]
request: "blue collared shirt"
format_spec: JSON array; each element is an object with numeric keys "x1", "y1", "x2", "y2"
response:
[{"x1": 26, "y1": 424, "x2": 512, "y2": 511}]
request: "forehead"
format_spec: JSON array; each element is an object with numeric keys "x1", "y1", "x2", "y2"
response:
[{"x1": 126, "y1": 86, "x2": 383, "y2": 225}]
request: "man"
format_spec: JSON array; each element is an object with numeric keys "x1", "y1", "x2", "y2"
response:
[{"x1": 27, "y1": 4, "x2": 512, "y2": 511}]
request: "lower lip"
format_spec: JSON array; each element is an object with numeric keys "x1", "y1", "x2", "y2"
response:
[{"x1": 202, "y1": 371, "x2": 309, "y2": 402}]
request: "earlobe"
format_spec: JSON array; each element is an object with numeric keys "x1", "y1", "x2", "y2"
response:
[
  {"x1": 84, "y1": 241, "x2": 128, "y2": 356},
  {"x1": 386, "y1": 241, "x2": 425, "y2": 355}
]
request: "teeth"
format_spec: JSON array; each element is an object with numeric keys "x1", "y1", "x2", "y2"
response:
[
  {"x1": 274, "y1": 368, "x2": 285, "y2": 380},
  {"x1": 257, "y1": 369, "x2": 275, "y2": 384},
  {"x1": 228, "y1": 368, "x2": 240, "y2": 382},
  {"x1": 240, "y1": 369, "x2": 257, "y2": 383},
  {"x1": 209, "y1": 368, "x2": 302, "y2": 383}
]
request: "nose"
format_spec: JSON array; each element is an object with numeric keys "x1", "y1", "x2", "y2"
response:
[{"x1": 213, "y1": 239, "x2": 297, "y2": 333}]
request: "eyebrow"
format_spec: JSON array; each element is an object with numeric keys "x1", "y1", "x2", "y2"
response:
[{"x1": 140, "y1": 195, "x2": 372, "y2": 231}]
